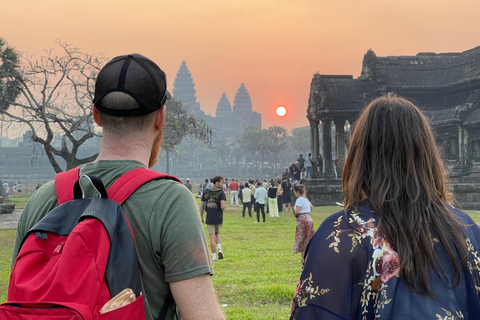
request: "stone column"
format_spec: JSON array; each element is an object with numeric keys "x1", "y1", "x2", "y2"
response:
[
  {"x1": 459, "y1": 124, "x2": 469, "y2": 170},
  {"x1": 309, "y1": 118, "x2": 320, "y2": 177},
  {"x1": 323, "y1": 120, "x2": 333, "y2": 178},
  {"x1": 335, "y1": 119, "x2": 346, "y2": 177}
]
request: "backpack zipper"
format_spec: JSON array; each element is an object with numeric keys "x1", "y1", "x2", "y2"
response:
[{"x1": 53, "y1": 243, "x2": 65, "y2": 255}]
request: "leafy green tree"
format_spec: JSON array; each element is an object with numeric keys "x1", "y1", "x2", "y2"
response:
[
  {"x1": 290, "y1": 126, "x2": 310, "y2": 158},
  {"x1": 241, "y1": 125, "x2": 262, "y2": 161},
  {"x1": 0, "y1": 38, "x2": 21, "y2": 147},
  {"x1": 162, "y1": 98, "x2": 212, "y2": 173},
  {"x1": 263, "y1": 126, "x2": 288, "y2": 168}
]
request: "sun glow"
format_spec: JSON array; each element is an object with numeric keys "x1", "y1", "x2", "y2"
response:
[{"x1": 276, "y1": 106, "x2": 287, "y2": 117}]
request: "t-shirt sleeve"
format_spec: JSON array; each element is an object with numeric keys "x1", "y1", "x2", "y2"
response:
[
  {"x1": 294, "y1": 197, "x2": 305, "y2": 208},
  {"x1": 12, "y1": 181, "x2": 58, "y2": 268},
  {"x1": 151, "y1": 183, "x2": 212, "y2": 283}
]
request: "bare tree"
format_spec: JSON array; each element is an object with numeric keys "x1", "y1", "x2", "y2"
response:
[{"x1": 0, "y1": 41, "x2": 106, "y2": 173}]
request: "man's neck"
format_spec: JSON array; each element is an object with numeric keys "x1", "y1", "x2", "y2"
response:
[{"x1": 95, "y1": 138, "x2": 152, "y2": 167}]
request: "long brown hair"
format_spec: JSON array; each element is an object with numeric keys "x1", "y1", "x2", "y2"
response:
[{"x1": 343, "y1": 93, "x2": 467, "y2": 296}]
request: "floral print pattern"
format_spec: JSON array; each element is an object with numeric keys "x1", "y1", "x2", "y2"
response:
[
  {"x1": 292, "y1": 214, "x2": 314, "y2": 254},
  {"x1": 290, "y1": 204, "x2": 480, "y2": 320}
]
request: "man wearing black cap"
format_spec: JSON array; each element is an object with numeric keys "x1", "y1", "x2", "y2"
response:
[{"x1": 12, "y1": 54, "x2": 224, "y2": 319}]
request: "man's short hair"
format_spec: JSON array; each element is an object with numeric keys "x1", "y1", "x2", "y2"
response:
[
  {"x1": 256, "y1": 182, "x2": 262, "y2": 186},
  {"x1": 212, "y1": 175, "x2": 224, "y2": 185},
  {"x1": 96, "y1": 92, "x2": 157, "y2": 135}
]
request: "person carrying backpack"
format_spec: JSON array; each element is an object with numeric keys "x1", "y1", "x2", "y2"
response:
[
  {"x1": 199, "y1": 175, "x2": 227, "y2": 262},
  {"x1": 7, "y1": 54, "x2": 225, "y2": 320}
]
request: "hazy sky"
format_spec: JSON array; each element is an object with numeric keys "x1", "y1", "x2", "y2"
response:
[{"x1": 2, "y1": 0, "x2": 480, "y2": 132}]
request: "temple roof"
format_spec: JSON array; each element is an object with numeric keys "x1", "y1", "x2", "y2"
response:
[
  {"x1": 465, "y1": 107, "x2": 480, "y2": 126},
  {"x1": 361, "y1": 46, "x2": 480, "y2": 89},
  {"x1": 308, "y1": 46, "x2": 480, "y2": 125}
]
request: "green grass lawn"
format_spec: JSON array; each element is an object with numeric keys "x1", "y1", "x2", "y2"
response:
[
  {"x1": 1, "y1": 201, "x2": 479, "y2": 319},
  {"x1": 3, "y1": 195, "x2": 30, "y2": 209}
]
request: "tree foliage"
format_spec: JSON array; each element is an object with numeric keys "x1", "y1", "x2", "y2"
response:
[
  {"x1": 290, "y1": 126, "x2": 310, "y2": 156},
  {"x1": 162, "y1": 98, "x2": 212, "y2": 173},
  {"x1": 241, "y1": 125, "x2": 262, "y2": 159},
  {"x1": 0, "y1": 41, "x2": 106, "y2": 173},
  {"x1": 163, "y1": 98, "x2": 212, "y2": 153},
  {"x1": 263, "y1": 126, "x2": 288, "y2": 167},
  {"x1": 0, "y1": 38, "x2": 21, "y2": 113}
]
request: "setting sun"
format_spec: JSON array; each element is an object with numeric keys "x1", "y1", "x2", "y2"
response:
[{"x1": 276, "y1": 106, "x2": 286, "y2": 117}]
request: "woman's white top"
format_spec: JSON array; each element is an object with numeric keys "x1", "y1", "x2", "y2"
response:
[{"x1": 295, "y1": 196, "x2": 311, "y2": 213}]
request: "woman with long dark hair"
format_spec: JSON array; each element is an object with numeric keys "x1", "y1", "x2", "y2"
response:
[{"x1": 290, "y1": 94, "x2": 480, "y2": 319}]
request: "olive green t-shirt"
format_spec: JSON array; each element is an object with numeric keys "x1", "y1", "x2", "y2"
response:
[{"x1": 12, "y1": 160, "x2": 212, "y2": 320}]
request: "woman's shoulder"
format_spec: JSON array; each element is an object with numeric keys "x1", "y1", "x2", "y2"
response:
[
  {"x1": 318, "y1": 204, "x2": 377, "y2": 234},
  {"x1": 447, "y1": 204, "x2": 480, "y2": 241}
]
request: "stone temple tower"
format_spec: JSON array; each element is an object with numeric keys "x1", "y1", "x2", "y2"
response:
[
  {"x1": 232, "y1": 83, "x2": 261, "y2": 132},
  {"x1": 215, "y1": 93, "x2": 232, "y2": 119},
  {"x1": 172, "y1": 61, "x2": 204, "y2": 116},
  {"x1": 214, "y1": 93, "x2": 233, "y2": 134}
]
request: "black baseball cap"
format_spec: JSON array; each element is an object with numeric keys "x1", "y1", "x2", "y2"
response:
[{"x1": 93, "y1": 53, "x2": 171, "y2": 117}]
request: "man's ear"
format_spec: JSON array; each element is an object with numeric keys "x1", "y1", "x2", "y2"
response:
[
  {"x1": 92, "y1": 105, "x2": 102, "y2": 127},
  {"x1": 154, "y1": 106, "x2": 166, "y2": 131}
]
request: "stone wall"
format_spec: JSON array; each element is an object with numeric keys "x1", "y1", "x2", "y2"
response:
[{"x1": 303, "y1": 179, "x2": 480, "y2": 211}]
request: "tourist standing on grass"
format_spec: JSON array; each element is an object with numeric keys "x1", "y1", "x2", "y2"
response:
[
  {"x1": 3, "y1": 181, "x2": 8, "y2": 195},
  {"x1": 291, "y1": 94, "x2": 480, "y2": 319},
  {"x1": 229, "y1": 178, "x2": 239, "y2": 207},
  {"x1": 184, "y1": 178, "x2": 192, "y2": 192},
  {"x1": 200, "y1": 175, "x2": 226, "y2": 262},
  {"x1": 268, "y1": 181, "x2": 279, "y2": 218},
  {"x1": 277, "y1": 180, "x2": 283, "y2": 213},
  {"x1": 254, "y1": 181, "x2": 267, "y2": 223},
  {"x1": 249, "y1": 179, "x2": 257, "y2": 212},
  {"x1": 200, "y1": 178, "x2": 209, "y2": 195},
  {"x1": 241, "y1": 182, "x2": 252, "y2": 217},
  {"x1": 291, "y1": 184, "x2": 314, "y2": 259},
  {"x1": 281, "y1": 175, "x2": 292, "y2": 214},
  {"x1": 238, "y1": 181, "x2": 244, "y2": 203}
]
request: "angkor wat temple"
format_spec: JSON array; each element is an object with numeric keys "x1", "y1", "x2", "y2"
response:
[
  {"x1": 172, "y1": 61, "x2": 261, "y2": 164},
  {"x1": 307, "y1": 46, "x2": 480, "y2": 209}
]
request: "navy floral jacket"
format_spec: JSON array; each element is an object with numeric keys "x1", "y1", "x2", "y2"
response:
[{"x1": 291, "y1": 203, "x2": 480, "y2": 320}]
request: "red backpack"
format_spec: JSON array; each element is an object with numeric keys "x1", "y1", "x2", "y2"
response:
[{"x1": 0, "y1": 168, "x2": 180, "y2": 320}]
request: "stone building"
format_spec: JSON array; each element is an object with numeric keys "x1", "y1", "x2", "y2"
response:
[
  {"x1": 307, "y1": 46, "x2": 480, "y2": 209},
  {"x1": 172, "y1": 61, "x2": 205, "y2": 118},
  {"x1": 231, "y1": 83, "x2": 262, "y2": 133},
  {"x1": 172, "y1": 61, "x2": 262, "y2": 164}
]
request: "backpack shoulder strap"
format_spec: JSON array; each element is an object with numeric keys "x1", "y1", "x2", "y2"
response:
[
  {"x1": 54, "y1": 167, "x2": 81, "y2": 204},
  {"x1": 108, "y1": 168, "x2": 181, "y2": 320},
  {"x1": 108, "y1": 168, "x2": 182, "y2": 204}
]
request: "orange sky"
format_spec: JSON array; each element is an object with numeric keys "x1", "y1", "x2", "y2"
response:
[{"x1": 2, "y1": 0, "x2": 480, "y2": 132}]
